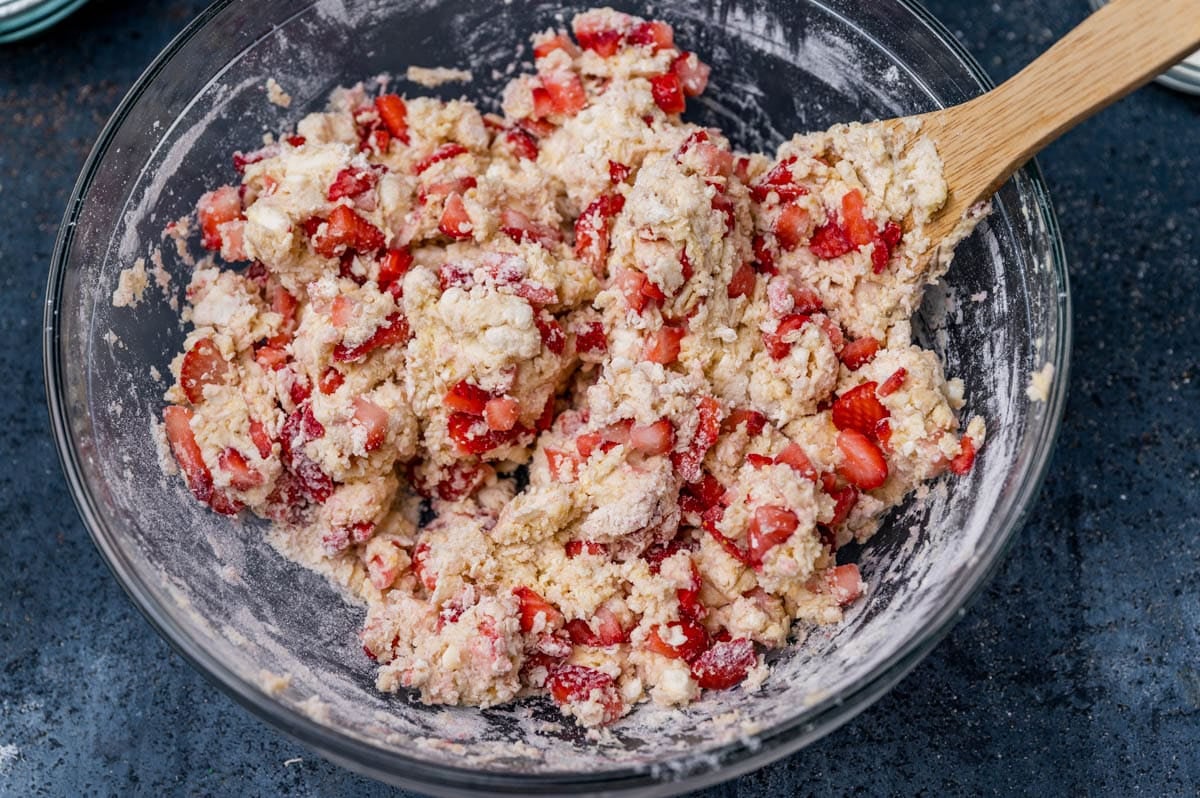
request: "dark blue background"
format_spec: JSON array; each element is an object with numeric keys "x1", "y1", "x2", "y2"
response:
[{"x1": 2, "y1": 1, "x2": 1198, "y2": 795}]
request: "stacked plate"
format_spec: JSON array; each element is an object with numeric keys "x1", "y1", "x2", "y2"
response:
[{"x1": 0, "y1": 0, "x2": 88, "y2": 43}]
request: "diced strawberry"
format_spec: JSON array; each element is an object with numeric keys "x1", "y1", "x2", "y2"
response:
[
  {"x1": 377, "y1": 247, "x2": 413, "y2": 291},
  {"x1": 547, "y1": 665, "x2": 623, "y2": 725},
  {"x1": 809, "y1": 217, "x2": 853, "y2": 259},
  {"x1": 279, "y1": 404, "x2": 333, "y2": 503},
  {"x1": 317, "y1": 367, "x2": 344, "y2": 395},
  {"x1": 330, "y1": 295, "x2": 357, "y2": 330},
  {"x1": 614, "y1": 268, "x2": 651, "y2": 313},
  {"x1": 827, "y1": 563, "x2": 864, "y2": 606},
  {"x1": 254, "y1": 344, "x2": 288, "y2": 371},
  {"x1": 678, "y1": 471, "x2": 725, "y2": 518},
  {"x1": 418, "y1": 175, "x2": 478, "y2": 204},
  {"x1": 248, "y1": 418, "x2": 273, "y2": 459},
  {"x1": 747, "y1": 453, "x2": 774, "y2": 469},
  {"x1": 438, "y1": 193, "x2": 474, "y2": 240},
  {"x1": 572, "y1": 16, "x2": 624, "y2": 56},
  {"x1": 544, "y1": 447, "x2": 577, "y2": 482},
  {"x1": 530, "y1": 86, "x2": 556, "y2": 119},
  {"x1": 534, "y1": 312, "x2": 566, "y2": 356},
  {"x1": 775, "y1": 442, "x2": 817, "y2": 481},
  {"x1": 726, "y1": 262, "x2": 756, "y2": 299},
  {"x1": 514, "y1": 586, "x2": 563, "y2": 633},
  {"x1": 535, "y1": 395, "x2": 556, "y2": 432},
  {"x1": 484, "y1": 396, "x2": 520, "y2": 432},
  {"x1": 414, "y1": 143, "x2": 468, "y2": 175},
  {"x1": 500, "y1": 208, "x2": 564, "y2": 250},
  {"x1": 643, "y1": 325, "x2": 686, "y2": 364},
  {"x1": 352, "y1": 397, "x2": 388, "y2": 452},
  {"x1": 752, "y1": 233, "x2": 776, "y2": 275},
  {"x1": 565, "y1": 539, "x2": 607, "y2": 557},
  {"x1": 672, "y1": 395, "x2": 721, "y2": 483},
  {"x1": 877, "y1": 367, "x2": 907, "y2": 397},
  {"x1": 447, "y1": 412, "x2": 520, "y2": 455},
  {"x1": 207, "y1": 489, "x2": 244, "y2": 516},
  {"x1": 724, "y1": 408, "x2": 767, "y2": 437},
  {"x1": 749, "y1": 157, "x2": 808, "y2": 203},
  {"x1": 832, "y1": 382, "x2": 889, "y2": 436},
  {"x1": 312, "y1": 204, "x2": 386, "y2": 257},
  {"x1": 646, "y1": 620, "x2": 708, "y2": 662},
  {"x1": 179, "y1": 338, "x2": 230, "y2": 404},
  {"x1": 411, "y1": 542, "x2": 437, "y2": 592},
  {"x1": 375, "y1": 94, "x2": 410, "y2": 143},
  {"x1": 748, "y1": 504, "x2": 799, "y2": 565},
  {"x1": 332, "y1": 312, "x2": 410, "y2": 362},
  {"x1": 533, "y1": 33, "x2": 577, "y2": 60},
  {"x1": 629, "y1": 418, "x2": 675, "y2": 456},
  {"x1": 327, "y1": 166, "x2": 378, "y2": 201},
  {"x1": 671, "y1": 51, "x2": 711, "y2": 96},
  {"x1": 575, "y1": 419, "x2": 633, "y2": 458},
  {"x1": 840, "y1": 189, "x2": 877, "y2": 248},
  {"x1": 840, "y1": 337, "x2": 880, "y2": 370},
  {"x1": 950, "y1": 435, "x2": 977, "y2": 475},
  {"x1": 265, "y1": 282, "x2": 299, "y2": 347},
  {"x1": 164, "y1": 405, "x2": 212, "y2": 503},
  {"x1": 870, "y1": 234, "x2": 890, "y2": 273},
  {"x1": 608, "y1": 160, "x2": 631, "y2": 183},
  {"x1": 836, "y1": 429, "x2": 889, "y2": 490},
  {"x1": 574, "y1": 193, "x2": 625, "y2": 276},
  {"x1": 762, "y1": 313, "x2": 811, "y2": 360},
  {"x1": 574, "y1": 321, "x2": 607, "y2": 354},
  {"x1": 218, "y1": 448, "x2": 264, "y2": 490},
  {"x1": 690, "y1": 637, "x2": 755, "y2": 690},
  {"x1": 542, "y1": 71, "x2": 587, "y2": 116},
  {"x1": 288, "y1": 372, "x2": 311, "y2": 405},
  {"x1": 197, "y1": 186, "x2": 241, "y2": 252},
  {"x1": 285, "y1": 135, "x2": 306, "y2": 147},
  {"x1": 232, "y1": 143, "x2": 279, "y2": 174},
  {"x1": 504, "y1": 127, "x2": 539, "y2": 161},
  {"x1": 677, "y1": 562, "x2": 705, "y2": 621},
  {"x1": 773, "y1": 204, "x2": 810, "y2": 251},
  {"x1": 710, "y1": 192, "x2": 736, "y2": 232},
  {"x1": 433, "y1": 461, "x2": 490, "y2": 502},
  {"x1": 362, "y1": 127, "x2": 390, "y2": 154},
  {"x1": 628, "y1": 20, "x2": 674, "y2": 51},
  {"x1": 445, "y1": 380, "x2": 491, "y2": 415},
  {"x1": 650, "y1": 73, "x2": 686, "y2": 114},
  {"x1": 827, "y1": 483, "x2": 859, "y2": 527}
]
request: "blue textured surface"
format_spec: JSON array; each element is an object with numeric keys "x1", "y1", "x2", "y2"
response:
[{"x1": 2, "y1": 1, "x2": 1198, "y2": 795}]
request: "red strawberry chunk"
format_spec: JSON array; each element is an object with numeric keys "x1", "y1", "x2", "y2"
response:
[
  {"x1": 832, "y1": 382, "x2": 889, "y2": 436},
  {"x1": 414, "y1": 143, "x2": 468, "y2": 175},
  {"x1": 312, "y1": 205, "x2": 386, "y2": 257},
  {"x1": 574, "y1": 321, "x2": 607, "y2": 354},
  {"x1": 484, "y1": 396, "x2": 520, "y2": 432},
  {"x1": 197, "y1": 186, "x2": 241, "y2": 251},
  {"x1": 840, "y1": 337, "x2": 880, "y2": 370},
  {"x1": 749, "y1": 157, "x2": 808, "y2": 203},
  {"x1": 445, "y1": 380, "x2": 491, "y2": 415},
  {"x1": 671, "y1": 51, "x2": 711, "y2": 96},
  {"x1": 747, "y1": 453, "x2": 774, "y2": 469},
  {"x1": 690, "y1": 638, "x2": 756, "y2": 690},
  {"x1": 841, "y1": 189, "x2": 877, "y2": 247},
  {"x1": 432, "y1": 462, "x2": 490, "y2": 502},
  {"x1": 809, "y1": 217, "x2": 853, "y2": 259},
  {"x1": 332, "y1": 312, "x2": 410, "y2": 362},
  {"x1": 827, "y1": 483, "x2": 859, "y2": 527},
  {"x1": 218, "y1": 447, "x2": 263, "y2": 491},
  {"x1": 775, "y1": 442, "x2": 817, "y2": 481},
  {"x1": 514, "y1": 586, "x2": 563, "y2": 633},
  {"x1": 828, "y1": 563, "x2": 864, "y2": 606},
  {"x1": 950, "y1": 435, "x2": 977, "y2": 475},
  {"x1": 628, "y1": 20, "x2": 674, "y2": 51},
  {"x1": 646, "y1": 620, "x2": 708, "y2": 662},
  {"x1": 377, "y1": 247, "x2": 413, "y2": 291},
  {"x1": 762, "y1": 313, "x2": 811, "y2": 360},
  {"x1": 254, "y1": 344, "x2": 288, "y2": 371},
  {"x1": 575, "y1": 419, "x2": 633, "y2": 459},
  {"x1": 500, "y1": 208, "x2": 564, "y2": 250},
  {"x1": 352, "y1": 397, "x2": 388, "y2": 452},
  {"x1": 565, "y1": 539, "x2": 608, "y2": 557},
  {"x1": 836, "y1": 430, "x2": 889, "y2": 490},
  {"x1": 877, "y1": 367, "x2": 907, "y2": 397},
  {"x1": 608, "y1": 160, "x2": 631, "y2": 183},
  {"x1": 752, "y1": 233, "x2": 777, "y2": 275},
  {"x1": 573, "y1": 18, "x2": 624, "y2": 57},
  {"x1": 678, "y1": 471, "x2": 725, "y2": 518},
  {"x1": 248, "y1": 418, "x2": 273, "y2": 459},
  {"x1": 727, "y1": 261, "x2": 757, "y2": 299},
  {"x1": 773, "y1": 204, "x2": 810, "y2": 251},
  {"x1": 545, "y1": 448, "x2": 578, "y2": 482},
  {"x1": 375, "y1": 94, "x2": 410, "y2": 143},
  {"x1": 574, "y1": 193, "x2": 625, "y2": 275},
  {"x1": 418, "y1": 175, "x2": 477, "y2": 204},
  {"x1": 535, "y1": 312, "x2": 566, "y2": 355},
  {"x1": 318, "y1": 367, "x2": 344, "y2": 395},
  {"x1": 279, "y1": 405, "x2": 333, "y2": 504},
  {"x1": 164, "y1": 405, "x2": 212, "y2": 503},
  {"x1": 447, "y1": 412, "x2": 521, "y2": 455},
  {"x1": 533, "y1": 33, "x2": 577, "y2": 60},
  {"x1": 724, "y1": 408, "x2": 767, "y2": 437},
  {"x1": 748, "y1": 505, "x2": 799, "y2": 565},
  {"x1": 542, "y1": 71, "x2": 587, "y2": 116},
  {"x1": 180, "y1": 338, "x2": 230, "y2": 404},
  {"x1": 629, "y1": 418, "x2": 675, "y2": 456},
  {"x1": 327, "y1": 166, "x2": 378, "y2": 201},
  {"x1": 643, "y1": 325, "x2": 686, "y2": 364},
  {"x1": 881, "y1": 221, "x2": 903, "y2": 248},
  {"x1": 438, "y1": 193, "x2": 474, "y2": 240},
  {"x1": 650, "y1": 73, "x2": 686, "y2": 114},
  {"x1": 547, "y1": 665, "x2": 624, "y2": 725},
  {"x1": 672, "y1": 395, "x2": 722, "y2": 482},
  {"x1": 504, "y1": 128, "x2": 539, "y2": 161}
]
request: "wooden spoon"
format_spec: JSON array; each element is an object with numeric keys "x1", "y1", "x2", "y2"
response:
[{"x1": 883, "y1": 0, "x2": 1200, "y2": 261}]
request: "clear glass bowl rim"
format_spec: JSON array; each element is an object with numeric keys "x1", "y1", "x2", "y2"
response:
[{"x1": 42, "y1": 0, "x2": 1073, "y2": 794}]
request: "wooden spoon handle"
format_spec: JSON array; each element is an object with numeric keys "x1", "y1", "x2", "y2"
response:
[{"x1": 936, "y1": 0, "x2": 1200, "y2": 205}]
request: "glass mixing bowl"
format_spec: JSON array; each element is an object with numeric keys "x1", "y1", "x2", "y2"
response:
[{"x1": 44, "y1": 0, "x2": 1070, "y2": 793}]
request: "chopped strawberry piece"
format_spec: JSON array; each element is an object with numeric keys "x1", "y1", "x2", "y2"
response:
[
  {"x1": 535, "y1": 312, "x2": 566, "y2": 355},
  {"x1": 218, "y1": 448, "x2": 264, "y2": 490},
  {"x1": 827, "y1": 483, "x2": 859, "y2": 527},
  {"x1": 748, "y1": 505, "x2": 799, "y2": 565},
  {"x1": 432, "y1": 461, "x2": 489, "y2": 502},
  {"x1": 672, "y1": 396, "x2": 721, "y2": 483},
  {"x1": 254, "y1": 344, "x2": 288, "y2": 371},
  {"x1": 671, "y1": 51, "x2": 711, "y2": 96},
  {"x1": 410, "y1": 542, "x2": 437, "y2": 592},
  {"x1": 565, "y1": 539, "x2": 608, "y2": 557},
  {"x1": 248, "y1": 418, "x2": 273, "y2": 459},
  {"x1": 832, "y1": 382, "x2": 889, "y2": 436},
  {"x1": 828, "y1": 563, "x2": 864, "y2": 606},
  {"x1": 447, "y1": 412, "x2": 521, "y2": 455},
  {"x1": 646, "y1": 620, "x2": 708, "y2": 662},
  {"x1": 950, "y1": 435, "x2": 977, "y2": 475},
  {"x1": 749, "y1": 157, "x2": 808, "y2": 203},
  {"x1": 180, "y1": 338, "x2": 230, "y2": 404},
  {"x1": 288, "y1": 373, "x2": 311, "y2": 405},
  {"x1": 752, "y1": 233, "x2": 776, "y2": 275},
  {"x1": 773, "y1": 204, "x2": 810, "y2": 251},
  {"x1": 724, "y1": 408, "x2": 767, "y2": 437},
  {"x1": 574, "y1": 193, "x2": 625, "y2": 276},
  {"x1": 650, "y1": 73, "x2": 686, "y2": 114},
  {"x1": 629, "y1": 419, "x2": 675, "y2": 456},
  {"x1": 362, "y1": 127, "x2": 390, "y2": 154},
  {"x1": 576, "y1": 419, "x2": 633, "y2": 459},
  {"x1": 530, "y1": 86, "x2": 556, "y2": 119},
  {"x1": 836, "y1": 430, "x2": 889, "y2": 490},
  {"x1": 535, "y1": 395, "x2": 556, "y2": 432},
  {"x1": 628, "y1": 20, "x2": 674, "y2": 51},
  {"x1": 504, "y1": 128, "x2": 539, "y2": 161},
  {"x1": 547, "y1": 665, "x2": 623, "y2": 724},
  {"x1": 197, "y1": 186, "x2": 241, "y2": 252},
  {"x1": 438, "y1": 193, "x2": 474, "y2": 240},
  {"x1": 881, "y1": 221, "x2": 903, "y2": 248},
  {"x1": 678, "y1": 471, "x2": 725, "y2": 518},
  {"x1": 352, "y1": 397, "x2": 388, "y2": 452},
  {"x1": 762, "y1": 313, "x2": 811, "y2": 360},
  {"x1": 614, "y1": 268, "x2": 651, "y2": 313},
  {"x1": 643, "y1": 325, "x2": 686, "y2": 364},
  {"x1": 318, "y1": 367, "x2": 345, "y2": 395},
  {"x1": 608, "y1": 160, "x2": 631, "y2": 183},
  {"x1": 500, "y1": 208, "x2": 564, "y2": 250},
  {"x1": 484, "y1": 396, "x2": 520, "y2": 432},
  {"x1": 775, "y1": 442, "x2": 817, "y2": 481},
  {"x1": 285, "y1": 135, "x2": 306, "y2": 147},
  {"x1": 809, "y1": 217, "x2": 853, "y2": 259},
  {"x1": 377, "y1": 247, "x2": 413, "y2": 291},
  {"x1": 574, "y1": 321, "x2": 607, "y2": 354},
  {"x1": 840, "y1": 189, "x2": 877, "y2": 247},
  {"x1": 265, "y1": 282, "x2": 299, "y2": 347},
  {"x1": 279, "y1": 404, "x2": 333, "y2": 503},
  {"x1": 414, "y1": 143, "x2": 468, "y2": 175},
  {"x1": 207, "y1": 489, "x2": 244, "y2": 516},
  {"x1": 533, "y1": 33, "x2": 577, "y2": 60},
  {"x1": 870, "y1": 234, "x2": 891, "y2": 273},
  {"x1": 542, "y1": 71, "x2": 587, "y2": 116},
  {"x1": 840, "y1": 337, "x2": 880, "y2": 370},
  {"x1": 164, "y1": 405, "x2": 212, "y2": 503},
  {"x1": 232, "y1": 143, "x2": 279, "y2": 174},
  {"x1": 327, "y1": 166, "x2": 378, "y2": 201},
  {"x1": 332, "y1": 312, "x2": 410, "y2": 362},
  {"x1": 726, "y1": 261, "x2": 757, "y2": 299},
  {"x1": 375, "y1": 94, "x2": 410, "y2": 143},
  {"x1": 514, "y1": 586, "x2": 563, "y2": 633},
  {"x1": 544, "y1": 448, "x2": 577, "y2": 482},
  {"x1": 877, "y1": 367, "x2": 907, "y2": 397},
  {"x1": 710, "y1": 191, "x2": 736, "y2": 232},
  {"x1": 690, "y1": 637, "x2": 755, "y2": 690},
  {"x1": 312, "y1": 204, "x2": 386, "y2": 257},
  {"x1": 330, "y1": 295, "x2": 357, "y2": 330},
  {"x1": 445, "y1": 380, "x2": 491, "y2": 415},
  {"x1": 418, "y1": 175, "x2": 478, "y2": 204},
  {"x1": 746, "y1": 453, "x2": 774, "y2": 469},
  {"x1": 572, "y1": 18, "x2": 624, "y2": 57}
]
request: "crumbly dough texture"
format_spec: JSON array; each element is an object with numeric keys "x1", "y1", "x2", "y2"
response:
[{"x1": 155, "y1": 8, "x2": 984, "y2": 728}]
